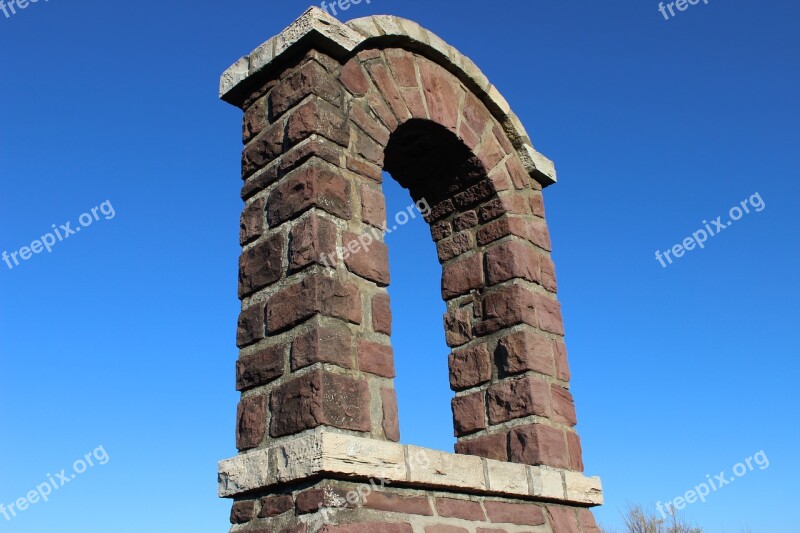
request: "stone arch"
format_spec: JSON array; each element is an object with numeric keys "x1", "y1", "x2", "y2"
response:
[{"x1": 221, "y1": 8, "x2": 601, "y2": 533}]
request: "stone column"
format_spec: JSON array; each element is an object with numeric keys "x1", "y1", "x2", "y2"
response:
[{"x1": 219, "y1": 8, "x2": 603, "y2": 532}]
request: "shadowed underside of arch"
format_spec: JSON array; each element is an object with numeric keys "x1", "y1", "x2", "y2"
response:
[{"x1": 218, "y1": 7, "x2": 602, "y2": 533}]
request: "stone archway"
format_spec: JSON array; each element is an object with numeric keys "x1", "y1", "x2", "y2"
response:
[{"x1": 221, "y1": 7, "x2": 602, "y2": 532}]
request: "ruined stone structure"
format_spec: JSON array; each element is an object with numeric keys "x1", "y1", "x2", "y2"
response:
[{"x1": 218, "y1": 7, "x2": 602, "y2": 532}]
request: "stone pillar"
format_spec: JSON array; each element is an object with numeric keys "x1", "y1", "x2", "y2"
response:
[{"x1": 219, "y1": 8, "x2": 602, "y2": 532}]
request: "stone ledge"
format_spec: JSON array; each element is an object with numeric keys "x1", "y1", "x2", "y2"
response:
[
  {"x1": 219, "y1": 7, "x2": 557, "y2": 187},
  {"x1": 218, "y1": 429, "x2": 602, "y2": 506}
]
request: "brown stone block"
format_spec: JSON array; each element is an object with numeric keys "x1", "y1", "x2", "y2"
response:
[
  {"x1": 463, "y1": 92, "x2": 492, "y2": 138},
  {"x1": 269, "y1": 369, "x2": 371, "y2": 437},
  {"x1": 477, "y1": 196, "x2": 530, "y2": 223},
  {"x1": 419, "y1": 58, "x2": 462, "y2": 131},
  {"x1": 357, "y1": 339, "x2": 395, "y2": 378},
  {"x1": 495, "y1": 330, "x2": 555, "y2": 377},
  {"x1": 381, "y1": 387, "x2": 400, "y2": 442},
  {"x1": 449, "y1": 343, "x2": 491, "y2": 390},
  {"x1": 267, "y1": 162, "x2": 352, "y2": 227},
  {"x1": 441, "y1": 253, "x2": 484, "y2": 299},
  {"x1": 291, "y1": 324, "x2": 354, "y2": 371},
  {"x1": 236, "y1": 394, "x2": 267, "y2": 450},
  {"x1": 554, "y1": 340, "x2": 571, "y2": 382},
  {"x1": 371, "y1": 292, "x2": 392, "y2": 335},
  {"x1": 320, "y1": 524, "x2": 412, "y2": 533},
  {"x1": 363, "y1": 490, "x2": 431, "y2": 515},
  {"x1": 236, "y1": 344, "x2": 285, "y2": 391},
  {"x1": 350, "y1": 101, "x2": 391, "y2": 146},
  {"x1": 295, "y1": 487, "x2": 355, "y2": 514},
  {"x1": 289, "y1": 213, "x2": 338, "y2": 271},
  {"x1": 452, "y1": 391, "x2": 486, "y2": 436},
  {"x1": 270, "y1": 60, "x2": 342, "y2": 119},
  {"x1": 475, "y1": 285, "x2": 536, "y2": 336},
  {"x1": 286, "y1": 97, "x2": 349, "y2": 148},
  {"x1": 508, "y1": 424, "x2": 570, "y2": 468},
  {"x1": 230, "y1": 500, "x2": 255, "y2": 524},
  {"x1": 341, "y1": 59, "x2": 370, "y2": 96},
  {"x1": 546, "y1": 506, "x2": 581, "y2": 533},
  {"x1": 239, "y1": 234, "x2": 285, "y2": 298},
  {"x1": 258, "y1": 494, "x2": 294, "y2": 518},
  {"x1": 385, "y1": 49, "x2": 418, "y2": 87},
  {"x1": 242, "y1": 120, "x2": 285, "y2": 178},
  {"x1": 533, "y1": 293, "x2": 565, "y2": 336},
  {"x1": 453, "y1": 179, "x2": 496, "y2": 209},
  {"x1": 487, "y1": 376, "x2": 551, "y2": 424},
  {"x1": 443, "y1": 307, "x2": 473, "y2": 347},
  {"x1": 343, "y1": 230, "x2": 390, "y2": 286},
  {"x1": 437, "y1": 231, "x2": 475, "y2": 262},
  {"x1": 243, "y1": 97, "x2": 267, "y2": 144},
  {"x1": 567, "y1": 430, "x2": 585, "y2": 472},
  {"x1": 484, "y1": 501, "x2": 546, "y2": 526},
  {"x1": 484, "y1": 240, "x2": 541, "y2": 286},
  {"x1": 435, "y1": 497, "x2": 486, "y2": 521},
  {"x1": 237, "y1": 304, "x2": 265, "y2": 348},
  {"x1": 551, "y1": 385, "x2": 577, "y2": 426},
  {"x1": 505, "y1": 156, "x2": 529, "y2": 190},
  {"x1": 266, "y1": 273, "x2": 362, "y2": 333},
  {"x1": 240, "y1": 196, "x2": 265, "y2": 245},
  {"x1": 366, "y1": 62, "x2": 411, "y2": 123},
  {"x1": 454, "y1": 431, "x2": 508, "y2": 461},
  {"x1": 360, "y1": 183, "x2": 387, "y2": 228},
  {"x1": 477, "y1": 134, "x2": 507, "y2": 171}
]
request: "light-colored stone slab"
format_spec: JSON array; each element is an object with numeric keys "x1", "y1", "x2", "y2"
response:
[
  {"x1": 218, "y1": 448, "x2": 273, "y2": 498},
  {"x1": 530, "y1": 467, "x2": 566, "y2": 500},
  {"x1": 405, "y1": 445, "x2": 487, "y2": 490},
  {"x1": 319, "y1": 431, "x2": 407, "y2": 480},
  {"x1": 486, "y1": 459, "x2": 529, "y2": 495},
  {"x1": 564, "y1": 471, "x2": 604, "y2": 505}
]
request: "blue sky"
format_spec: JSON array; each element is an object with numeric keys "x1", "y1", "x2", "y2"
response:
[{"x1": 1, "y1": 1, "x2": 797, "y2": 531}]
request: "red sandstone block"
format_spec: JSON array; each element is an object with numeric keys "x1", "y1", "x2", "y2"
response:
[
  {"x1": 267, "y1": 163, "x2": 352, "y2": 227},
  {"x1": 419, "y1": 58, "x2": 461, "y2": 131},
  {"x1": 258, "y1": 494, "x2": 294, "y2": 518},
  {"x1": 242, "y1": 120, "x2": 285, "y2": 178},
  {"x1": 239, "y1": 234, "x2": 285, "y2": 298},
  {"x1": 371, "y1": 292, "x2": 392, "y2": 335},
  {"x1": 475, "y1": 285, "x2": 536, "y2": 336},
  {"x1": 449, "y1": 343, "x2": 492, "y2": 390},
  {"x1": 495, "y1": 329, "x2": 555, "y2": 377},
  {"x1": 269, "y1": 369, "x2": 371, "y2": 437},
  {"x1": 343, "y1": 230, "x2": 390, "y2": 286},
  {"x1": 350, "y1": 101, "x2": 391, "y2": 146},
  {"x1": 279, "y1": 526, "x2": 308, "y2": 533},
  {"x1": 435, "y1": 497, "x2": 486, "y2": 521},
  {"x1": 347, "y1": 155, "x2": 383, "y2": 182},
  {"x1": 484, "y1": 501, "x2": 546, "y2": 526},
  {"x1": 385, "y1": 49, "x2": 418, "y2": 87},
  {"x1": 484, "y1": 240, "x2": 541, "y2": 287},
  {"x1": 366, "y1": 87, "x2": 399, "y2": 131},
  {"x1": 270, "y1": 60, "x2": 342, "y2": 119},
  {"x1": 540, "y1": 254, "x2": 558, "y2": 293},
  {"x1": 508, "y1": 424, "x2": 570, "y2": 468},
  {"x1": 236, "y1": 394, "x2": 267, "y2": 451},
  {"x1": 237, "y1": 304, "x2": 265, "y2": 347},
  {"x1": 286, "y1": 97, "x2": 349, "y2": 148},
  {"x1": 453, "y1": 211, "x2": 479, "y2": 231},
  {"x1": 366, "y1": 62, "x2": 411, "y2": 123},
  {"x1": 454, "y1": 431, "x2": 508, "y2": 462},
  {"x1": 243, "y1": 97, "x2": 267, "y2": 144},
  {"x1": 266, "y1": 273, "x2": 362, "y2": 333},
  {"x1": 527, "y1": 218, "x2": 552, "y2": 251},
  {"x1": 361, "y1": 183, "x2": 387, "y2": 228},
  {"x1": 546, "y1": 506, "x2": 581, "y2": 533},
  {"x1": 487, "y1": 376, "x2": 552, "y2": 424},
  {"x1": 567, "y1": 430, "x2": 585, "y2": 472},
  {"x1": 428, "y1": 198, "x2": 456, "y2": 222},
  {"x1": 476, "y1": 217, "x2": 528, "y2": 246},
  {"x1": 453, "y1": 179, "x2": 496, "y2": 209},
  {"x1": 431, "y1": 221, "x2": 452, "y2": 242},
  {"x1": 437, "y1": 231, "x2": 475, "y2": 262},
  {"x1": 399, "y1": 86, "x2": 428, "y2": 120},
  {"x1": 443, "y1": 307, "x2": 473, "y2": 347},
  {"x1": 477, "y1": 196, "x2": 530, "y2": 223},
  {"x1": 230, "y1": 500, "x2": 255, "y2": 524},
  {"x1": 505, "y1": 156, "x2": 529, "y2": 190},
  {"x1": 493, "y1": 124, "x2": 515, "y2": 159},
  {"x1": 242, "y1": 165, "x2": 280, "y2": 200},
  {"x1": 279, "y1": 136, "x2": 343, "y2": 176},
  {"x1": 353, "y1": 126, "x2": 385, "y2": 166},
  {"x1": 236, "y1": 345, "x2": 285, "y2": 391},
  {"x1": 425, "y1": 526, "x2": 469, "y2": 533},
  {"x1": 289, "y1": 214, "x2": 338, "y2": 271},
  {"x1": 452, "y1": 392, "x2": 486, "y2": 436},
  {"x1": 554, "y1": 340, "x2": 571, "y2": 382},
  {"x1": 381, "y1": 388, "x2": 400, "y2": 441},
  {"x1": 462, "y1": 92, "x2": 492, "y2": 138},
  {"x1": 361, "y1": 491, "x2": 432, "y2": 515},
  {"x1": 320, "y1": 524, "x2": 412, "y2": 533},
  {"x1": 358, "y1": 339, "x2": 396, "y2": 378},
  {"x1": 477, "y1": 135, "x2": 507, "y2": 171},
  {"x1": 341, "y1": 59, "x2": 371, "y2": 96},
  {"x1": 551, "y1": 385, "x2": 577, "y2": 426},
  {"x1": 240, "y1": 196, "x2": 266, "y2": 245},
  {"x1": 459, "y1": 120, "x2": 481, "y2": 150},
  {"x1": 530, "y1": 192, "x2": 546, "y2": 217},
  {"x1": 533, "y1": 293, "x2": 565, "y2": 336},
  {"x1": 578, "y1": 508, "x2": 602, "y2": 533},
  {"x1": 291, "y1": 324, "x2": 354, "y2": 371},
  {"x1": 441, "y1": 253, "x2": 484, "y2": 299},
  {"x1": 295, "y1": 487, "x2": 355, "y2": 514}
]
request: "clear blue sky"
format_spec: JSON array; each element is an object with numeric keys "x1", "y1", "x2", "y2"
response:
[{"x1": 1, "y1": 1, "x2": 797, "y2": 531}]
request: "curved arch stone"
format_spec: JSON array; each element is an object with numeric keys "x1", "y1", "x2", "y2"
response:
[{"x1": 220, "y1": 7, "x2": 601, "y2": 533}]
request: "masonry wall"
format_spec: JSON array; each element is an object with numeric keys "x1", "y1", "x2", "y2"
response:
[{"x1": 222, "y1": 9, "x2": 600, "y2": 532}]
